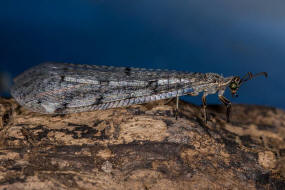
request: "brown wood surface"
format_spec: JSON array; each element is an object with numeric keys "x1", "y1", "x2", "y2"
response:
[{"x1": 0, "y1": 97, "x2": 284, "y2": 190}]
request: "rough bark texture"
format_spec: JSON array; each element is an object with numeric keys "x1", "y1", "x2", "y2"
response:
[{"x1": 0, "y1": 97, "x2": 284, "y2": 190}]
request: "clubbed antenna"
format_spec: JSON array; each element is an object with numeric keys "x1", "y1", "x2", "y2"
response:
[{"x1": 241, "y1": 72, "x2": 268, "y2": 84}]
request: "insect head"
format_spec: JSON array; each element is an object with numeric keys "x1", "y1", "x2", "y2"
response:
[{"x1": 229, "y1": 72, "x2": 268, "y2": 97}]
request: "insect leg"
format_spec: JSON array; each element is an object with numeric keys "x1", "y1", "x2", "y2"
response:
[
  {"x1": 174, "y1": 95, "x2": 179, "y2": 120},
  {"x1": 202, "y1": 93, "x2": 207, "y2": 123},
  {"x1": 218, "y1": 95, "x2": 232, "y2": 122}
]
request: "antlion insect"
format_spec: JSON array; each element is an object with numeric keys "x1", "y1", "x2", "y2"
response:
[{"x1": 11, "y1": 63, "x2": 267, "y2": 123}]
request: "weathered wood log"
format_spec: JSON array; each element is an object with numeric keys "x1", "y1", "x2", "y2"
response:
[{"x1": 0, "y1": 97, "x2": 284, "y2": 189}]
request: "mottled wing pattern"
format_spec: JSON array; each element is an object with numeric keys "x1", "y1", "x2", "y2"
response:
[{"x1": 11, "y1": 62, "x2": 197, "y2": 114}]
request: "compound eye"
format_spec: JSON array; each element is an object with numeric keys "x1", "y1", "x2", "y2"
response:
[{"x1": 230, "y1": 83, "x2": 238, "y2": 90}]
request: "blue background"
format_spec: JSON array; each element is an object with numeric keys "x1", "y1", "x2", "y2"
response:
[{"x1": 0, "y1": 0, "x2": 284, "y2": 109}]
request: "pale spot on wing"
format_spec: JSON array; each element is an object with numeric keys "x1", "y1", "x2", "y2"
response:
[
  {"x1": 157, "y1": 78, "x2": 190, "y2": 85},
  {"x1": 41, "y1": 102, "x2": 60, "y2": 113},
  {"x1": 64, "y1": 76, "x2": 99, "y2": 84}
]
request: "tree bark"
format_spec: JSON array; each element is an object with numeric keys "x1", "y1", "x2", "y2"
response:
[{"x1": 0, "y1": 97, "x2": 284, "y2": 190}]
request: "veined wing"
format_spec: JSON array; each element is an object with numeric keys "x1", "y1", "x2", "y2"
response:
[{"x1": 11, "y1": 63, "x2": 196, "y2": 114}]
